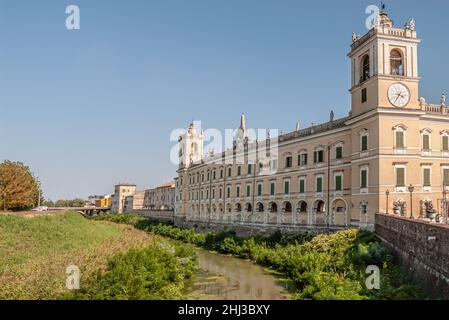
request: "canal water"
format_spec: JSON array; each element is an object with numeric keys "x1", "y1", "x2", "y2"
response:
[{"x1": 187, "y1": 249, "x2": 288, "y2": 300}]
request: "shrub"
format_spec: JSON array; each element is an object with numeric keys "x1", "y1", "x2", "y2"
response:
[{"x1": 67, "y1": 242, "x2": 197, "y2": 300}]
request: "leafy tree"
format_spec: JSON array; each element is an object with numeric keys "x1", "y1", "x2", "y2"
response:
[{"x1": 0, "y1": 160, "x2": 41, "y2": 211}]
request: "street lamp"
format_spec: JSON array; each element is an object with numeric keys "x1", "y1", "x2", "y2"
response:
[
  {"x1": 443, "y1": 183, "x2": 448, "y2": 224},
  {"x1": 385, "y1": 189, "x2": 390, "y2": 214},
  {"x1": 408, "y1": 184, "x2": 415, "y2": 219}
]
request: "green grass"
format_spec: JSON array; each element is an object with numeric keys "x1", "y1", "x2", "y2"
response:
[
  {"x1": 0, "y1": 211, "x2": 197, "y2": 300},
  {"x1": 0, "y1": 212, "x2": 161, "y2": 299},
  {"x1": 0, "y1": 212, "x2": 121, "y2": 273}
]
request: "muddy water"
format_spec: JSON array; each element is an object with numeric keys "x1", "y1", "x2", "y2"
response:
[{"x1": 187, "y1": 249, "x2": 288, "y2": 300}]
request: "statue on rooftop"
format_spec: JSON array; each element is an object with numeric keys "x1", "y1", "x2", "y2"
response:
[
  {"x1": 441, "y1": 93, "x2": 446, "y2": 106},
  {"x1": 410, "y1": 19, "x2": 416, "y2": 31}
]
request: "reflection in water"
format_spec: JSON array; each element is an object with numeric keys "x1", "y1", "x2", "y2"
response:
[{"x1": 188, "y1": 249, "x2": 286, "y2": 300}]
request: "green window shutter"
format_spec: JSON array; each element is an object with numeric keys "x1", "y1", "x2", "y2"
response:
[
  {"x1": 423, "y1": 135, "x2": 430, "y2": 150},
  {"x1": 257, "y1": 184, "x2": 262, "y2": 196},
  {"x1": 443, "y1": 136, "x2": 449, "y2": 151},
  {"x1": 236, "y1": 187, "x2": 240, "y2": 198},
  {"x1": 299, "y1": 180, "x2": 305, "y2": 194},
  {"x1": 362, "y1": 136, "x2": 368, "y2": 151},
  {"x1": 396, "y1": 132, "x2": 404, "y2": 148},
  {"x1": 313, "y1": 151, "x2": 317, "y2": 163},
  {"x1": 248, "y1": 164, "x2": 252, "y2": 175},
  {"x1": 284, "y1": 181, "x2": 290, "y2": 194},
  {"x1": 396, "y1": 168, "x2": 405, "y2": 187},
  {"x1": 361, "y1": 170, "x2": 368, "y2": 188},
  {"x1": 317, "y1": 177, "x2": 323, "y2": 193},
  {"x1": 270, "y1": 183, "x2": 275, "y2": 196},
  {"x1": 335, "y1": 175, "x2": 342, "y2": 191},
  {"x1": 336, "y1": 147, "x2": 343, "y2": 159},
  {"x1": 423, "y1": 169, "x2": 431, "y2": 187},
  {"x1": 304, "y1": 154, "x2": 308, "y2": 165},
  {"x1": 247, "y1": 185, "x2": 250, "y2": 197},
  {"x1": 444, "y1": 169, "x2": 449, "y2": 186},
  {"x1": 237, "y1": 166, "x2": 241, "y2": 176}
]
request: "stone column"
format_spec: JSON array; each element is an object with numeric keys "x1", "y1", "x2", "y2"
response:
[{"x1": 264, "y1": 211, "x2": 269, "y2": 225}]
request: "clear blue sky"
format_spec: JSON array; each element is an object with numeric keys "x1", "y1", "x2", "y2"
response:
[{"x1": 0, "y1": 0, "x2": 448, "y2": 200}]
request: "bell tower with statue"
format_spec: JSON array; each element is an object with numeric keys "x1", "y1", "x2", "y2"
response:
[{"x1": 348, "y1": 6, "x2": 421, "y2": 117}]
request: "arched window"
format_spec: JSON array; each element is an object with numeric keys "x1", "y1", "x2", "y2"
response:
[
  {"x1": 361, "y1": 55, "x2": 370, "y2": 82},
  {"x1": 390, "y1": 50, "x2": 404, "y2": 76}
]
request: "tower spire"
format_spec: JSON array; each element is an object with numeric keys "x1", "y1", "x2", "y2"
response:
[{"x1": 239, "y1": 113, "x2": 246, "y2": 131}]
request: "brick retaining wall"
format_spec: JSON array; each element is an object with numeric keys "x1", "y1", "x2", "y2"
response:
[{"x1": 375, "y1": 213, "x2": 449, "y2": 299}]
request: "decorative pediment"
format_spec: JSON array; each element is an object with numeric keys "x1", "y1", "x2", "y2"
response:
[
  {"x1": 392, "y1": 124, "x2": 408, "y2": 131},
  {"x1": 420, "y1": 128, "x2": 432, "y2": 134}
]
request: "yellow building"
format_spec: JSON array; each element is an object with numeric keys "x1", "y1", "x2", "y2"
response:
[
  {"x1": 95, "y1": 194, "x2": 113, "y2": 208},
  {"x1": 175, "y1": 9, "x2": 449, "y2": 230}
]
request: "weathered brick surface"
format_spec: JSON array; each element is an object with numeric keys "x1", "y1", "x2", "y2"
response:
[{"x1": 375, "y1": 214, "x2": 449, "y2": 299}]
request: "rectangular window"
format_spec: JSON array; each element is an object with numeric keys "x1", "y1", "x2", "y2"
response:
[
  {"x1": 236, "y1": 186, "x2": 240, "y2": 198},
  {"x1": 396, "y1": 132, "x2": 404, "y2": 148},
  {"x1": 246, "y1": 185, "x2": 251, "y2": 197},
  {"x1": 237, "y1": 166, "x2": 241, "y2": 176},
  {"x1": 423, "y1": 168, "x2": 431, "y2": 187},
  {"x1": 423, "y1": 135, "x2": 430, "y2": 150},
  {"x1": 361, "y1": 170, "x2": 368, "y2": 188},
  {"x1": 226, "y1": 187, "x2": 230, "y2": 198},
  {"x1": 219, "y1": 188, "x2": 222, "y2": 199},
  {"x1": 314, "y1": 151, "x2": 324, "y2": 163},
  {"x1": 299, "y1": 153, "x2": 308, "y2": 166},
  {"x1": 336, "y1": 146, "x2": 343, "y2": 160},
  {"x1": 285, "y1": 156, "x2": 292, "y2": 168},
  {"x1": 270, "y1": 182, "x2": 275, "y2": 196},
  {"x1": 284, "y1": 180, "x2": 290, "y2": 194},
  {"x1": 396, "y1": 168, "x2": 405, "y2": 187},
  {"x1": 443, "y1": 136, "x2": 449, "y2": 151},
  {"x1": 257, "y1": 184, "x2": 262, "y2": 197},
  {"x1": 220, "y1": 170, "x2": 223, "y2": 178},
  {"x1": 228, "y1": 167, "x2": 232, "y2": 177},
  {"x1": 362, "y1": 88, "x2": 367, "y2": 103},
  {"x1": 335, "y1": 175, "x2": 342, "y2": 191},
  {"x1": 213, "y1": 171, "x2": 216, "y2": 180},
  {"x1": 270, "y1": 160, "x2": 278, "y2": 171},
  {"x1": 248, "y1": 164, "x2": 252, "y2": 175},
  {"x1": 444, "y1": 169, "x2": 449, "y2": 186},
  {"x1": 316, "y1": 177, "x2": 323, "y2": 193},
  {"x1": 299, "y1": 179, "x2": 305, "y2": 194},
  {"x1": 361, "y1": 136, "x2": 368, "y2": 151}
]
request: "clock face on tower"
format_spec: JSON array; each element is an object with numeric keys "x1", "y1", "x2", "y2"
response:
[{"x1": 388, "y1": 83, "x2": 410, "y2": 107}]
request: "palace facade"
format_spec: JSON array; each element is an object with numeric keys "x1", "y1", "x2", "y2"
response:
[{"x1": 174, "y1": 9, "x2": 449, "y2": 230}]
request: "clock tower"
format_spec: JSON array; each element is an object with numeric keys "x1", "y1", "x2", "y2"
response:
[{"x1": 348, "y1": 8, "x2": 421, "y2": 117}]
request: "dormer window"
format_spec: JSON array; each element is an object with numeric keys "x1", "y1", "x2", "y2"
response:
[
  {"x1": 361, "y1": 55, "x2": 370, "y2": 82},
  {"x1": 390, "y1": 49, "x2": 404, "y2": 76}
]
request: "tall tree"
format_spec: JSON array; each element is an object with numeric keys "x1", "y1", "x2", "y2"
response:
[{"x1": 0, "y1": 160, "x2": 41, "y2": 211}]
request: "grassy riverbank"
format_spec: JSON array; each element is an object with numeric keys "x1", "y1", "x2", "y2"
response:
[
  {"x1": 93, "y1": 213, "x2": 424, "y2": 300},
  {"x1": 0, "y1": 212, "x2": 196, "y2": 300}
]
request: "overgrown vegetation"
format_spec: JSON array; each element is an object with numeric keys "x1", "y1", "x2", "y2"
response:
[
  {"x1": 65, "y1": 243, "x2": 197, "y2": 300},
  {"x1": 93, "y1": 212, "x2": 424, "y2": 300},
  {"x1": 0, "y1": 212, "x2": 196, "y2": 300}
]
